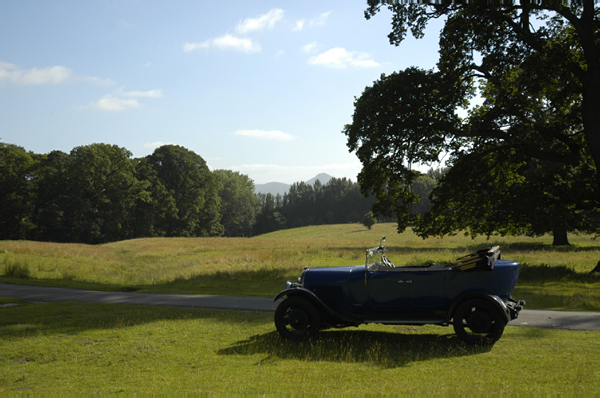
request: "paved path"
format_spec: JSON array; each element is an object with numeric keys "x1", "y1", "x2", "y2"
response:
[{"x1": 2, "y1": 283, "x2": 599, "y2": 331}]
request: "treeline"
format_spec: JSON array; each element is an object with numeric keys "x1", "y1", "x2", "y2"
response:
[
  {"x1": 254, "y1": 174, "x2": 437, "y2": 235},
  {"x1": 254, "y1": 180, "x2": 377, "y2": 235},
  {"x1": 3, "y1": 142, "x2": 438, "y2": 243},
  {"x1": 1, "y1": 143, "x2": 235, "y2": 243}
]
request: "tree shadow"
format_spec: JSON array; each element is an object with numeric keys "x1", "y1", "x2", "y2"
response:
[
  {"x1": 218, "y1": 328, "x2": 492, "y2": 369},
  {"x1": 518, "y1": 264, "x2": 600, "y2": 283},
  {"x1": 0, "y1": 299, "x2": 273, "y2": 340},
  {"x1": 328, "y1": 241, "x2": 600, "y2": 256},
  {"x1": 500, "y1": 242, "x2": 600, "y2": 253}
]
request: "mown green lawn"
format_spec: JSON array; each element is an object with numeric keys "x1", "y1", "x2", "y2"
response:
[{"x1": 1, "y1": 299, "x2": 598, "y2": 394}]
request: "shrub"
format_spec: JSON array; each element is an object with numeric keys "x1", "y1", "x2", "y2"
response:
[{"x1": 361, "y1": 212, "x2": 377, "y2": 230}]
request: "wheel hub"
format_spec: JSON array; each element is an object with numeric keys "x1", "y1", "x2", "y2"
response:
[
  {"x1": 287, "y1": 308, "x2": 310, "y2": 331},
  {"x1": 467, "y1": 309, "x2": 493, "y2": 333}
]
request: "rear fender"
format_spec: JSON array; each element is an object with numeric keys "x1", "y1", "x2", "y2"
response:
[
  {"x1": 447, "y1": 293, "x2": 511, "y2": 324},
  {"x1": 275, "y1": 288, "x2": 361, "y2": 324}
]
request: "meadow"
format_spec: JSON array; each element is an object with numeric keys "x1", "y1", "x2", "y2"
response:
[
  {"x1": 2, "y1": 224, "x2": 600, "y2": 393},
  {"x1": 1, "y1": 223, "x2": 599, "y2": 310}
]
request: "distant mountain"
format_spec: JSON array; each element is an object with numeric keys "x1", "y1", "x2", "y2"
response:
[
  {"x1": 254, "y1": 173, "x2": 335, "y2": 196},
  {"x1": 306, "y1": 173, "x2": 333, "y2": 186}
]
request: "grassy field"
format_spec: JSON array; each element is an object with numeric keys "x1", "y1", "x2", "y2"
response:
[
  {"x1": 1, "y1": 298, "x2": 599, "y2": 394},
  {"x1": 1, "y1": 223, "x2": 600, "y2": 310},
  {"x1": 2, "y1": 225, "x2": 599, "y2": 393}
]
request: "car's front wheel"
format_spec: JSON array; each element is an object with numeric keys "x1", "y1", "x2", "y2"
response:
[
  {"x1": 452, "y1": 299, "x2": 507, "y2": 345},
  {"x1": 274, "y1": 297, "x2": 321, "y2": 340}
]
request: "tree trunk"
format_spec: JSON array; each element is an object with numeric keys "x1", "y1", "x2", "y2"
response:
[
  {"x1": 579, "y1": 2, "x2": 600, "y2": 192},
  {"x1": 552, "y1": 229, "x2": 570, "y2": 246}
]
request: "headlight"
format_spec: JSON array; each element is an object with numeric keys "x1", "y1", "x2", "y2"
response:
[{"x1": 286, "y1": 269, "x2": 308, "y2": 289}]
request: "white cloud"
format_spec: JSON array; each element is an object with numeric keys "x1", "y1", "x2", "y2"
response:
[
  {"x1": 89, "y1": 95, "x2": 142, "y2": 111},
  {"x1": 184, "y1": 9, "x2": 284, "y2": 55},
  {"x1": 233, "y1": 129, "x2": 295, "y2": 141},
  {"x1": 182, "y1": 42, "x2": 206, "y2": 52},
  {"x1": 308, "y1": 48, "x2": 380, "y2": 69},
  {"x1": 235, "y1": 9, "x2": 284, "y2": 34},
  {"x1": 0, "y1": 62, "x2": 72, "y2": 85},
  {"x1": 85, "y1": 88, "x2": 162, "y2": 111},
  {"x1": 302, "y1": 42, "x2": 320, "y2": 54},
  {"x1": 310, "y1": 11, "x2": 331, "y2": 27},
  {"x1": 0, "y1": 60, "x2": 114, "y2": 86},
  {"x1": 184, "y1": 34, "x2": 261, "y2": 54},
  {"x1": 292, "y1": 12, "x2": 328, "y2": 33}
]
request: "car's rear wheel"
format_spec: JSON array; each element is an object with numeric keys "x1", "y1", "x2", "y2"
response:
[
  {"x1": 274, "y1": 297, "x2": 321, "y2": 340},
  {"x1": 452, "y1": 299, "x2": 506, "y2": 345}
]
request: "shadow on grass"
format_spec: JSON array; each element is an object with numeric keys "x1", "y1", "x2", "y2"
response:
[
  {"x1": 2, "y1": 299, "x2": 495, "y2": 370},
  {"x1": 218, "y1": 328, "x2": 492, "y2": 369},
  {"x1": 0, "y1": 269, "x2": 290, "y2": 297},
  {"x1": 519, "y1": 263, "x2": 600, "y2": 283},
  {"x1": 500, "y1": 242, "x2": 600, "y2": 252},
  {"x1": 329, "y1": 241, "x2": 600, "y2": 256},
  {"x1": 0, "y1": 299, "x2": 273, "y2": 340}
]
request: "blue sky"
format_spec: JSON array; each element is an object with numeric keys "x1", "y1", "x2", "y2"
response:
[{"x1": 1, "y1": 1, "x2": 443, "y2": 184}]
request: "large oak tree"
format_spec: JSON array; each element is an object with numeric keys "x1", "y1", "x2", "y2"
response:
[{"x1": 344, "y1": 2, "x2": 599, "y2": 244}]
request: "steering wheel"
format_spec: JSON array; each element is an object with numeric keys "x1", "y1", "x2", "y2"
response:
[{"x1": 382, "y1": 255, "x2": 394, "y2": 268}]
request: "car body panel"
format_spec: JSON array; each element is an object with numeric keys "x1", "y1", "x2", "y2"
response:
[
  {"x1": 288, "y1": 260, "x2": 520, "y2": 316},
  {"x1": 274, "y1": 240, "x2": 524, "y2": 344},
  {"x1": 277, "y1": 241, "x2": 521, "y2": 322}
]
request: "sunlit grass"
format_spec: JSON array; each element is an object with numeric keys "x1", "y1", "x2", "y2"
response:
[
  {"x1": 1, "y1": 300, "x2": 598, "y2": 394},
  {"x1": 1, "y1": 223, "x2": 599, "y2": 308},
  {"x1": 0, "y1": 300, "x2": 600, "y2": 395}
]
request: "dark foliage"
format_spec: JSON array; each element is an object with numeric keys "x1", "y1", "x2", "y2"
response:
[
  {"x1": 0, "y1": 143, "x2": 223, "y2": 243},
  {"x1": 345, "y1": 3, "x2": 600, "y2": 243}
]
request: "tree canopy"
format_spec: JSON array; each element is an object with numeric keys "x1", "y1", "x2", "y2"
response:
[
  {"x1": 214, "y1": 169, "x2": 261, "y2": 237},
  {"x1": 1, "y1": 142, "x2": 387, "y2": 243},
  {"x1": 0, "y1": 143, "x2": 225, "y2": 243},
  {"x1": 344, "y1": 2, "x2": 599, "y2": 243},
  {"x1": 0, "y1": 144, "x2": 36, "y2": 240},
  {"x1": 144, "y1": 145, "x2": 223, "y2": 238}
]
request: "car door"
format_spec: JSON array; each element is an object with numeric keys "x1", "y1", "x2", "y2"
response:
[
  {"x1": 406, "y1": 269, "x2": 451, "y2": 309},
  {"x1": 366, "y1": 266, "x2": 413, "y2": 316}
]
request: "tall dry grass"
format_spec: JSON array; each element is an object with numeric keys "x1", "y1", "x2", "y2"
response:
[{"x1": 1, "y1": 223, "x2": 598, "y2": 303}]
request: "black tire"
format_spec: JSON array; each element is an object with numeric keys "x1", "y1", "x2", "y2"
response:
[
  {"x1": 274, "y1": 297, "x2": 321, "y2": 340},
  {"x1": 452, "y1": 299, "x2": 507, "y2": 345}
]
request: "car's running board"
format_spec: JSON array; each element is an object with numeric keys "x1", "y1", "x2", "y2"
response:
[{"x1": 365, "y1": 319, "x2": 447, "y2": 325}]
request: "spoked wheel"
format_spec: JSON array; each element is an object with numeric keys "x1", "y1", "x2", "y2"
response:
[
  {"x1": 274, "y1": 297, "x2": 321, "y2": 340},
  {"x1": 453, "y1": 299, "x2": 507, "y2": 345}
]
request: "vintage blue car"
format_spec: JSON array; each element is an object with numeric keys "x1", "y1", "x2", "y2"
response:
[{"x1": 274, "y1": 237, "x2": 524, "y2": 345}]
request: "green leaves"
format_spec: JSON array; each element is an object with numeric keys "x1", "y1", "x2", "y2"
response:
[
  {"x1": 353, "y1": 3, "x2": 599, "y2": 242},
  {"x1": 145, "y1": 145, "x2": 223, "y2": 238},
  {"x1": 1, "y1": 143, "x2": 228, "y2": 243},
  {"x1": 0, "y1": 144, "x2": 37, "y2": 240},
  {"x1": 214, "y1": 169, "x2": 261, "y2": 237},
  {"x1": 343, "y1": 68, "x2": 463, "y2": 231}
]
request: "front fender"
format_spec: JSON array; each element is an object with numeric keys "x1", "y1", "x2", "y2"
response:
[
  {"x1": 274, "y1": 288, "x2": 362, "y2": 324},
  {"x1": 274, "y1": 287, "x2": 322, "y2": 303},
  {"x1": 447, "y1": 293, "x2": 511, "y2": 324}
]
